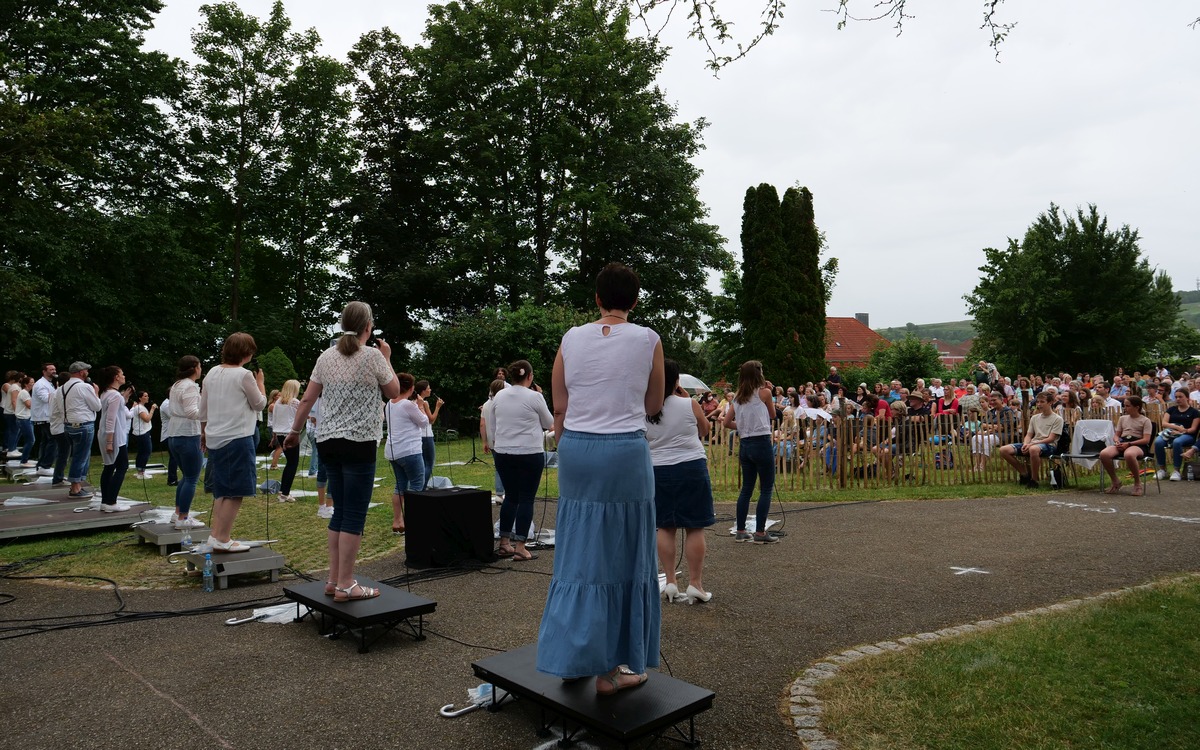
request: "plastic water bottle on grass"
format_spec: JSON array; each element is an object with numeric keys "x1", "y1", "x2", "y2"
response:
[{"x1": 202, "y1": 554, "x2": 215, "y2": 593}]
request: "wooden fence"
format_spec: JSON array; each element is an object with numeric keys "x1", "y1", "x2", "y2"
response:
[{"x1": 704, "y1": 405, "x2": 1175, "y2": 492}]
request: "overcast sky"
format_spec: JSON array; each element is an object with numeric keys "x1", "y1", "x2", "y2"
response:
[{"x1": 143, "y1": 1, "x2": 1200, "y2": 329}]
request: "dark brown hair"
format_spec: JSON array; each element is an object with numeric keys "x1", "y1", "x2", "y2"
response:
[
  {"x1": 734, "y1": 360, "x2": 765, "y2": 405},
  {"x1": 595, "y1": 262, "x2": 639, "y2": 312},
  {"x1": 175, "y1": 355, "x2": 201, "y2": 382},
  {"x1": 395, "y1": 372, "x2": 415, "y2": 393},
  {"x1": 506, "y1": 360, "x2": 533, "y2": 384}
]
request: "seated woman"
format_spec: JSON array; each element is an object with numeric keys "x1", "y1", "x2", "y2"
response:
[
  {"x1": 1099, "y1": 395, "x2": 1153, "y2": 496},
  {"x1": 873, "y1": 400, "x2": 915, "y2": 480},
  {"x1": 1154, "y1": 389, "x2": 1200, "y2": 481}
]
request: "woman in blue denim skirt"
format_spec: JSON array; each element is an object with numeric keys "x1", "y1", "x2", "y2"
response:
[
  {"x1": 537, "y1": 262, "x2": 666, "y2": 696},
  {"x1": 285, "y1": 302, "x2": 401, "y2": 602},
  {"x1": 723, "y1": 360, "x2": 779, "y2": 544}
]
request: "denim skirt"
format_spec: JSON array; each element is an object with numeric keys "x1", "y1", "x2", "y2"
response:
[
  {"x1": 207, "y1": 435, "x2": 258, "y2": 498},
  {"x1": 536, "y1": 430, "x2": 660, "y2": 678},
  {"x1": 653, "y1": 457, "x2": 716, "y2": 529}
]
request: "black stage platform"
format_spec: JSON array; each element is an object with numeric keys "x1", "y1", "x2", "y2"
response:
[
  {"x1": 282, "y1": 577, "x2": 437, "y2": 653},
  {"x1": 405, "y1": 488, "x2": 495, "y2": 567},
  {"x1": 472, "y1": 644, "x2": 715, "y2": 748}
]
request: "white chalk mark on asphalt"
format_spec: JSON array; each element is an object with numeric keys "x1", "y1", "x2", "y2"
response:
[
  {"x1": 106, "y1": 653, "x2": 235, "y2": 749},
  {"x1": 950, "y1": 567, "x2": 990, "y2": 575}
]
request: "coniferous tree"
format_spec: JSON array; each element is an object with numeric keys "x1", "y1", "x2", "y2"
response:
[{"x1": 781, "y1": 186, "x2": 827, "y2": 383}]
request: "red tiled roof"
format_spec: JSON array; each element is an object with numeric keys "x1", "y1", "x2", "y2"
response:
[{"x1": 825, "y1": 317, "x2": 889, "y2": 367}]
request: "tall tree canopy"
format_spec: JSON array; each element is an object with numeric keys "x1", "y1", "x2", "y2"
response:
[
  {"x1": 737, "y1": 182, "x2": 830, "y2": 387},
  {"x1": 348, "y1": 0, "x2": 730, "y2": 357},
  {"x1": 964, "y1": 204, "x2": 1178, "y2": 375}
]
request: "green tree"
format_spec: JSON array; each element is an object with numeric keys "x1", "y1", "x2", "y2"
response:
[
  {"x1": 701, "y1": 269, "x2": 745, "y2": 384},
  {"x1": 965, "y1": 204, "x2": 1178, "y2": 375},
  {"x1": 365, "y1": 0, "x2": 729, "y2": 344},
  {"x1": 0, "y1": 0, "x2": 222, "y2": 390},
  {"x1": 256, "y1": 346, "x2": 298, "y2": 395},
  {"x1": 414, "y1": 303, "x2": 592, "y2": 432},
  {"x1": 1155, "y1": 320, "x2": 1200, "y2": 364},
  {"x1": 866, "y1": 334, "x2": 945, "y2": 387},
  {"x1": 781, "y1": 186, "x2": 827, "y2": 383}
]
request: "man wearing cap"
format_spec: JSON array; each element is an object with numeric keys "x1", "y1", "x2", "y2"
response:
[
  {"x1": 32, "y1": 363, "x2": 57, "y2": 475},
  {"x1": 906, "y1": 391, "x2": 932, "y2": 419},
  {"x1": 62, "y1": 362, "x2": 101, "y2": 498}
]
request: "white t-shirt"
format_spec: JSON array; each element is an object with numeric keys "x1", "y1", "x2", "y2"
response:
[
  {"x1": 309, "y1": 345, "x2": 394, "y2": 444},
  {"x1": 646, "y1": 395, "x2": 706, "y2": 466},
  {"x1": 160, "y1": 397, "x2": 172, "y2": 441},
  {"x1": 62, "y1": 377, "x2": 101, "y2": 425},
  {"x1": 482, "y1": 398, "x2": 498, "y2": 449},
  {"x1": 199, "y1": 366, "x2": 267, "y2": 450},
  {"x1": 50, "y1": 385, "x2": 66, "y2": 435},
  {"x1": 98, "y1": 389, "x2": 131, "y2": 450},
  {"x1": 32, "y1": 377, "x2": 55, "y2": 422},
  {"x1": 271, "y1": 399, "x2": 298, "y2": 434},
  {"x1": 130, "y1": 404, "x2": 152, "y2": 436},
  {"x1": 168, "y1": 379, "x2": 202, "y2": 438},
  {"x1": 492, "y1": 385, "x2": 553, "y2": 454},
  {"x1": 728, "y1": 391, "x2": 772, "y2": 438},
  {"x1": 383, "y1": 398, "x2": 428, "y2": 460},
  {"x1": 14, "y1": 388, "x2": 32, "y2": 420},
  {"x1": 560, "y1": 322, "x2": 659, "y2": 434}
]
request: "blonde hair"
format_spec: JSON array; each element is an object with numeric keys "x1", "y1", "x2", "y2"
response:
[
  {"x1": 279, "y1": 380, "x2": 300, "y2": 404},
  {"x1": 337, "y1": 301, "x2": 373, "y2": 356}
]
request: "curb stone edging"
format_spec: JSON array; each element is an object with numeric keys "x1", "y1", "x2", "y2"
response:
[{"x1": 786, "y1": 574, "x2": 1200, "y2": 749}]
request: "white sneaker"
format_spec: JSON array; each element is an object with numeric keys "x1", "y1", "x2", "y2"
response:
[
  {"x1": 1155, "y1": 470, "x2": 1166, "y2": 480},
  {"x1": 1169, "y1": 471, "x2": 1182, "y2": 481},
  {"x1": 37, "y1": 467, "x2": 54, "y2": 476},
  {"x1": 317, "y1": 505, "x2": 333, "y2": 519},
  {"x1": 20, "y1": 460, "x2": 36, "y2": 468},
  {"x1": 101, "y1": 503, "x2": 126, "y2": 513},
  {"x1": 174, "y1": 516, "x2": 206, "y2": 530},
  {"x1": 136, "y1": 471, "x2": 146, "y2": 480}
]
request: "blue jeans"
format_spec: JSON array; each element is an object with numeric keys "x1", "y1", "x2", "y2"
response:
[
  {"x1": 16, "y1": 418, "x2": 34, "y2": 462},
  {"x1": 1154, "y1": 433, "x2": 1197, "y2": 470},
  {"x1": 133, "y1": 432, "x2": 152, "y2": 471},
  {"x1": 493, "y1": 469, "x2": 506, "y2": 496},
  {"x1": 389, "y1": 453, "x2": 425, "y2": 496},
  {"x1": 421, "y1": 436, "x2": 435, "y2": 488},
  {"x1": 100, "y1": 444, "x2": 128, "y2": 505},
  {"x1": 65, "y1": 423, "x2": 94, "y2": 483},
  {"x1": 323, "y1": 450, "x2": 376, "y2": 535},
  {"x1": 306, "y1": 429, "x2": 320, "y2": 476},
  {"x1": 495, "y1": 452, "x2": 543, "y2": 542},
  {"x1": 170, "y1": 436, "x2": 203, "y2": 516},
  {"x1": 3, "y1": 412, "x2": 15, "y2": 452},
  {"x1": 736, "y1": 435, "x2": 775, "y2": 534},
  {"x1": 165, "y1": 438, "x2": 179, "y2": 483}
]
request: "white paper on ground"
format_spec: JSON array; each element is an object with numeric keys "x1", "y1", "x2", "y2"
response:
[
  {"x1": 726, "y1": 518, "x2": 778, "y2": 535},
  {"x1": 4, "y1": 496, "x2": 53, "y2": 506}
]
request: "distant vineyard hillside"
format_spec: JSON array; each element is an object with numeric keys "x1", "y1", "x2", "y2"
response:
[
  {"x1": 876, "y1": 320, "x2": 976, "y2": 345},
  {"x1": 1179, "y1": 290, "x2": 1200, "y2": 328}
]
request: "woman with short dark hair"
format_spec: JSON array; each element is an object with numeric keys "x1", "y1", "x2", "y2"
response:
[
  {"x1": 491, "y1": 359, "x2": 553, "y2": 562},
  {"x1": 168, "y1": 356, "x2": 205, "y2": 530},
  {"x1": 200, "y1": 334, "x2": 267, "y2": 552},
  {"x1": 537, "y1": 262, "x2": 665, "y2": 695},
  {"x1": 96, "y1": 366, "x2": 131, "y2": 510},
  {"x1": 129, "y1": 390, "x2": 156, "y2": 480}
]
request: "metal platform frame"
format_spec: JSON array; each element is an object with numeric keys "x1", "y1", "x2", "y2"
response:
[
  {"x1": 178, "y1": 546, "x2": 285, "y2": 589},
  {"x1": 135, "y1": 522, "x2": 210, "y2": 555},
  {"x1": 282, "y1": 577, "x2": 437, "y2": 653},
  {"x1": 472, "y1": 644, "x2": 715, "y2": 749}
]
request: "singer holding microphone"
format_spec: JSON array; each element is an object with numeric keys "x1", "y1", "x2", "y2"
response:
[
  {"x1": 285, "y1": 302, "x2": 401, "y2": 602},
  {"x1": 414, "y1": 380, "x2": 443, "y2": 488},
  {"x1": 490, "y1": 359, "x2": 554, "y2": 562}
]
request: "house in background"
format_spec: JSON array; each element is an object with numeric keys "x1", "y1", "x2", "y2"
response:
[
  {"x1": 825, "y1": 315, "x2": 889, "y2": 368},
  {"x1": 927, "y1": 338, "x2": 973, "y2": 370}
]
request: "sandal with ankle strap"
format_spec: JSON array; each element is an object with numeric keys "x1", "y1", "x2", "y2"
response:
[
  {"x1": 324, "y1": 581, "x2": 336, "y2": 597},
  {"x1": 334, "y1": 580, "x2": 380, "y2": 602}
]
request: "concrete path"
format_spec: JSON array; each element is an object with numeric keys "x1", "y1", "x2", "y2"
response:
[{"x1": 1, "y1": 484, "x2": 1197, "y2": 749}]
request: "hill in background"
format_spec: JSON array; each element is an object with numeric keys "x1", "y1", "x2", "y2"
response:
[{"x1": 878, "y1": 291, "x2": 1200, "y2": 345}]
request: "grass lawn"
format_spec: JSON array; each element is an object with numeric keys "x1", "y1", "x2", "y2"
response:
[
  {"x1": 818, "y1": 575, "x2": 1200, "y2": 750},
  {"x1": 0, "y1": 437, "x2": 1050, "y2": 587}
]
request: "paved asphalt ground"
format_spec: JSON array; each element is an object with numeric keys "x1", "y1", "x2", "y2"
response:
[{"x1": 2, "y1": 482, "x2": 1197, "y2": 750}]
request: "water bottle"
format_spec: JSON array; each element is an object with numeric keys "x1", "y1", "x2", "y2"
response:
[
  {"x1": 1188, "y1": 465, "x2": 1194, "y2": 482},
  {"x1": 180, "y1": 530, "x2": 193, "y2": 552},
  {"x1": 202, "y1": 554, "x2": 215, "y2": 593}
]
